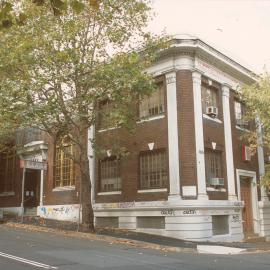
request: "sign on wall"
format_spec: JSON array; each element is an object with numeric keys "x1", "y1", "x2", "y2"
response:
[{"x1": 20, "y1": 160, "x2": 47, "y2": 170}]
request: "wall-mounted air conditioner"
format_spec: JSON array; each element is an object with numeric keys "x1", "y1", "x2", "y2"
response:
[
  {"x1": 206, "y1": 106, "x2": 218, "y2": 118},
  {"x1": 209, "y1": 177, "x2": 224, "y2": 186}
]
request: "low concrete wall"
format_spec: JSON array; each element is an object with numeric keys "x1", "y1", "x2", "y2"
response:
[
  {"x1": 259, "y1": 201, "x2": 270, "y2": 240},
  {"x1": 93, "y1": 200, "x2": 244, "y2": 242},
  {"x1": 37, "y1": 204, "x2": 80, "y2": 222}
]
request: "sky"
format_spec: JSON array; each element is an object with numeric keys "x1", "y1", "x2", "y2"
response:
[{"x1": 148, "y1": 0, "x2": 270, "y2": 74}]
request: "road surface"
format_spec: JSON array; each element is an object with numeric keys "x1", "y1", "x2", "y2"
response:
[{"x1": 0, "y1": 225, "x2": 269, "y2": 270}]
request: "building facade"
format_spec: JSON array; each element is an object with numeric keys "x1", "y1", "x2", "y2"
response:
[{"x1": 1, "y1": 37, "x2": 270, "y2": 242}]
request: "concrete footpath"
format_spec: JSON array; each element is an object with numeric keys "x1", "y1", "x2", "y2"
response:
[{"x1": 2, "y1": 217, "x2": 270, "y2": 255}]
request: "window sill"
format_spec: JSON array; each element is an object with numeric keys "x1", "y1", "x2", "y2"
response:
[
  {"x1": 203, "y1": 114, "x2": 222, "y2": 124},
  {"x1": 97, "y1": 191, "x2": 122, "y2": 195},
  {"x1": 235, "y1": 125, "x2": 250, "y2": 132},
  {"x1": 98, "y1": 126, "x2": 120, "y2": 133},
  {"x1": 137, "y1": 188, "x2": 168, "y2": 193},
  {"x1": 52, "y1": 186, "x2": 76, "y2": 192},
  {"x1": 206, "y1": 187, "x2": 226, "y2": 192},
  {"x1": 0, "y1": 191, "x2": 15, "y2": 197},
  {"x1": 137, "y1": 114, "x2": 165, "y2": 124}
]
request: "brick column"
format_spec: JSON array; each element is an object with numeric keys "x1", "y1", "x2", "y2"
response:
[
  {"x1": 165, "y1": 71, "x2": 181, "y2": 201},
  {"x1": 222, "y1": 84, "x2": 237, "y2": 201},
  {"x1": 192, "y1": 71, "x2": 208, "y2": 200}
]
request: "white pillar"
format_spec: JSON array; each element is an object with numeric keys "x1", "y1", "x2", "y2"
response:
[
  {"x1": 222, "y1": 84, "x2": 237, "y2": 201},
  {"x1": 88, "y1": 125, "x2": 95, "y2": 204},
  {"x1": 165, "y1": 71, "x2": 181, "y2": 201},
  {"x1": 257, "y1": 119, "x2": 269, "y2": 201},
  {"x1": 192, "y1": 71, "x2": 208, "y2": 200},
  {"x1": 39, "y1": 170, "x2": 44, "y2": 206}
]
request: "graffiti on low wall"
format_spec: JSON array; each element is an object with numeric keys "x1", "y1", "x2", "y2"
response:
[{"x1": 38, "y1": 205, "x2": 79, "y2": 221}]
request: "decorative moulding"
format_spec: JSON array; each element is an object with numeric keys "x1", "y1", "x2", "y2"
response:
[{"x1": 148, "y1": 142, "x2": 155, "y2": 151}]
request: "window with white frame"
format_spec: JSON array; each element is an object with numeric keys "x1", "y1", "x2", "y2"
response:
[
  {"x1": 139, "y1": 84, "x2": 165, "y2": 119},
  {"x1": 201, "y1": 85, "x2": 218, "y2": 114},
  {"x1": 205, "y1": 150, "x2": 223, "y2": 186},
  {"x1": 100, "y1": 157, "x2": 121, "y2": 192},
  {"x1": 139, "y1": 150, "x2": 168, "y2": 189}
]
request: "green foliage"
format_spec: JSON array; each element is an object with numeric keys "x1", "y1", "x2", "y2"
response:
[
  {"x1": 0, "y1": 0, "x2": 166, "y2": 228},
  {"x1": 242, "y1": 73, "x2": 270, "y2": 187}
]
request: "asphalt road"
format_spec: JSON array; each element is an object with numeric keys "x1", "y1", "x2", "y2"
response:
[{"x1": 0, "y1": 225, "x2": 270, "y2": 270}]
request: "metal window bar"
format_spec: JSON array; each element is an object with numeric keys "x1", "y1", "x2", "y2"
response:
[
  {"x1": 100, "y1": 158, "x2": 121, "y2": 192},
  {"x1": 140, "y1": 151, "x2": 167, "y2": 189}
]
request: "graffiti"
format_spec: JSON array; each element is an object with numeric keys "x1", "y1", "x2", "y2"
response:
[
  {"x1": 118, "y1": 201, "x2": 135, "y2": 209},
  {"x1": 39, "y1": 205, "x2": 78, "y2": 221},
  {"x1": 232, "y1": 215, "x2": 240, "y2": 223},
  {"x1": 161, "y1": 209, "x2": 175, "y2": 216},
  {"x1": 183, "y1": 209, "x2": 196, "y2": 215}
]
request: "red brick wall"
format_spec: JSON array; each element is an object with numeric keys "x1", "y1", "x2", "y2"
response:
[{"x1": 177, "y1": 70, "x2": 197, "y2": 191}]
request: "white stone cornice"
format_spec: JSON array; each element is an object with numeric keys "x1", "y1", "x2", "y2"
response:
[{"x1": 165, "y1": 71, "x2": 176, "y2": 84}]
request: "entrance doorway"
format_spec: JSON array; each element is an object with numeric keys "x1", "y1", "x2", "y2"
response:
[
  {"x1": 24, "y1": 169, "x2": 40, "y2": 208},
  {"x1": 240, "y1": 176, "x2": 254, "y2": 234}
]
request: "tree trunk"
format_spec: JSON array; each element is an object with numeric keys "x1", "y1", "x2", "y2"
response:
[{"x1": 79, "y1": 146, "x2": 95, "y2": 232}]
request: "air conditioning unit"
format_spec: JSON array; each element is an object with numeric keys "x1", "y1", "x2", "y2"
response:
[
  {"x1": 236, "y1": 119, "x2": 249, "y2": 128},
  {"x1": 209, "y1": 177, "x2": 224, "y2": 186},
  {"x1": 242, "y1": 145, "x2": 251, "y2": 161},
  {"x1": 206, "y1": 106, "x2": 218, "y2": 117}
]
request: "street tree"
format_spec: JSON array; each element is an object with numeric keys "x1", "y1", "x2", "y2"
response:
[
  {"x1": 242, "y1": 73, "x2": 270, "y2": 189},
  {"x1": 0, "y1": 0, "x2": 166, "y2": 231}
]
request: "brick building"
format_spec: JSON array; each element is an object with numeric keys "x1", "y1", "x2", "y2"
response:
[{"x1": 1, "y1": 36, "x2": 270, "y2": 242}]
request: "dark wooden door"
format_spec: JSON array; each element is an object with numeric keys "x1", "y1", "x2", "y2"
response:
[
  {"x1": 240, "y1": 177, "x2": 253, "y2": 233},
  {"x1": 24, "y1": 170, "x2": 40, "y2": 208}
]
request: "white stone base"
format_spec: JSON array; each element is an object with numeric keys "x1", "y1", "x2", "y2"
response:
[
  {"x1": 93, "y1": 200, "x2": 244, "y2": 242},
  {"x1": 258, "y1": 201, "x2": 270, "y2": 240}
]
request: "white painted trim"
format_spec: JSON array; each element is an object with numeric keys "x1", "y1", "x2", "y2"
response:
[
  {"x1": 136, "y1": 114, "x2": 165, "y2": 123},
  {"x1": 203, "y1": 114, "x2": 223, "y2": 124},
  {"x1": 206, "y1": 187, "x2": 226, "y2": 192},
  {"x1": 0, "y1": 191, "x2": 15, "y2": 197},
  {"x1": 256, "y1": 119, "x2": 269, "y2": 201},
  {"x1": 97, "y1": 191, "x2": 122, "y2": 196},
  {"x1": 165, "y1": 71, "x2": 181, "y2": 200},
  {"x1": 98, "y1": 126, "x2": 120, "y2": 133},
  {"x1": 39, "y1": 170, "x2": 44, "y2": 206},
  {"x1": 192, "y1": 71, "x2": 208, "y2": 200},
  {"x1": 236, "y1": 169, "x2": 260, "y2": 234},
  {"x1": 222, "y1": 85, "x2": 237, "y2": 200},
  {"x1": 235, "y1": 125, "x2": 250, "y2": 133},
  {"x1": 52, "y1": 186, "x2": 75, "y2": 192},
  {"x1": 137, "y1": 188, "x2": 167, "y2": 193}
]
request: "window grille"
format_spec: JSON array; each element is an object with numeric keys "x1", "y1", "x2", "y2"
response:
[
  {"x1": 140, "y1": 150, "x2": 167, "y2": 189},
  {"x1": 100, "y1": 157, "x2": 121, "y2": 192},
  {"x1": 54, "y1": 137, "x2": 75, "y2": 187},
  {"x1": 0, "y1": 152, "x2": 17, "y2": 193},
  {"x1": 205, "y1": 150, "x2": 222, "y2": 185},
  {"x1": 139, "y1": 84, "x2": 165, "y2": 119}
]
